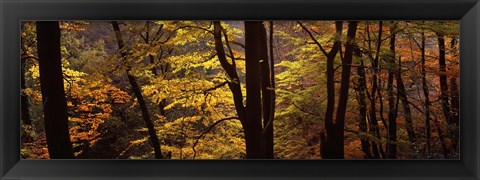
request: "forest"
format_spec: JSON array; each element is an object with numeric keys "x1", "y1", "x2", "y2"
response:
[{"x1": 20, "y1": 21, "x2": 459, "y2": 159}]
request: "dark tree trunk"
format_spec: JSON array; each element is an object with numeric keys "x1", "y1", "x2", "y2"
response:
[
  {"x1": 212, "y1": 21, "x2": 246, "y2": 122},
  {"x1": 449, "y1": 38, "x2": 459, "y2": 156},
  {"x1": 262, "y1": 21, "x2": 275, "y2": 159},
  {"x1": 386, "y1": 23, "x2": 398, "y2": 159},
  {"x1": 321, "y1": 21, "x2": 343, "y2": 159},
  {"x1": 331, "y1": 21, "x2": 358, "y2": 159},
  {"x1": 449, "y1": 75, "x2": 459, "y2": 153},
  {"x1": 421, "y1": 32, "x2": 431, "y2": 158},
  {"x1": 244, "y1": 21, "x2": 266, "y2": 159},
  {"x1": 354, "y1": 46, "x2": 372, "y2": 159},
  {"x1": 112, "y1": 21, "x2": 163, "y2": 159},
  {"x1": 321, "y1": 21, "x2": 358, "y2": 159},
  {"x1": 397, "y1": 61, "x2": 416, "y2": 143},
  {"x1": 36, "y1": 21, "x2": 74, "y2": 159},
  {"x1": 213, "y1": 21, "x2": 258, "y2": 158},
  {"x1": 437, "y1": 34, "x2": 453, "y2": 126},
  {"x1": 397, "y1": 63, "x2": 416, "y2": 144},
  {"x1": 368, "y1": 21, "x2": 384, "y2": 159},
  {"x1": 437, "y1": 33, "x2": 458, "y2": 157}
]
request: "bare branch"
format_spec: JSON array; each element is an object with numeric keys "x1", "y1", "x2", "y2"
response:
[
  {"x1": 231, "y1": 40, "x2": 245, "y2": 49},
  {"x1": 203, "y1": 81, "x2": 228, "y2": 94},
  {"x1": 292, "y1": 102, "x2": 321, "y2": 116},
  {"x1": 222, "y1": 27, "x2": 237, "y2": 67},
  {"x1": 192, "y1": 117, "x2": 240, "y2": 159},
  {"x1": 297, "y1": 21, "x2": 329, "y2": 56}
]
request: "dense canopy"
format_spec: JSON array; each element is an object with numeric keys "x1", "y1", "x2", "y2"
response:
[{"x1": 21, "y1": 21, "x2": 459, "y2": 159}]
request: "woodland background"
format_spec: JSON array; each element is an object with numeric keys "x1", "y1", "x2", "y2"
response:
[{"x1": 20, "y1": 21, "x2": 459, "y2": 159}]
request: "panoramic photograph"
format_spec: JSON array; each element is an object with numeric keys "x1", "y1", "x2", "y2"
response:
[{"x1": 20, "y1": 20, "x2": 459, "y2": 159}]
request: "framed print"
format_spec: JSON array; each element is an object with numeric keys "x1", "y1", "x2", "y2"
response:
[{"x1": 1, "y1": 0, "x2": 479, "y2": 179}]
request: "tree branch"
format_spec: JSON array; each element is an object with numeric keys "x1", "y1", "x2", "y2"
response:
[
  {"x1": 203, "y1": 81, "x2": 228, "y2": 94},
  {"x1": 192, "y1": 117, "x2": 240, "y2": 159},
  {"x1": 297, "y1": 21, "x2": 329, "y2": 56},
  {"x1": 292, "y1": 102, "x2": 321, "y2": 116},
  {"x1": 231, "y1": 40, "x2": 246, "y2": 49}
]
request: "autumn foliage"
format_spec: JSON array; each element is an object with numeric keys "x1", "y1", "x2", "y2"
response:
[{"x1": 21, "y1": 21, "x2": 459, "y2": 159}]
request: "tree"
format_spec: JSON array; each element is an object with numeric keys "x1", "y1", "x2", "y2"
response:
[
  {"x1": 21, "y1": 22, "x2": 33, "y2": 141},
  {"x1": 420, "y1": 31, "x2": 431, "y2": 158},
  {"x1": 244, "y1": 21, "x2": 267, "y2": 158},
  {"x1": 112, "y1": 21, "x2": 163, "y2": 159},
  {"x1": 36, "y1": 21, "x2": 74, "y2": 159},
  {"x1": 213, "y1": 21, "x2": 273, "y2": 159},
  {"x1": 329, "y1": 21, "x2": 358, "y2": 159},
  {"x1": 263, "y1": 21, "x2": 275, "y2": 159},
  {"x1": 22, "y1": 20, "x2": 461, "y2": 160},
  {"x1": 386, "y1": 22, "x2": 399, "y2": 159},
  {"x1": 300, "y1": 21, "x2": 358, "y2": 159},
  {"x1": 353, "y1": 45, "x2": 371, "y2": 158},
  {"x1": 298, "y1": 21, "x2": 342, "y2": 159},
  {"x1": 437, "y1": 32, "x2": 453, "y2": 129},
  {"x1": 141, "y1": 21, "x2": 169, "y2": 116}
]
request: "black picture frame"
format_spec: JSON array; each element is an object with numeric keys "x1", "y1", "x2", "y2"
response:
[{"x1": 1, "y1": 0, "x2": 479, "y2": 179}]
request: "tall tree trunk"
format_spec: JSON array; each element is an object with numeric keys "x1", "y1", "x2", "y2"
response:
[
  {"x1": 420, "y1": 32, "x2": 431, "y2": 158},
  {"x1": 212, "y1": 21, "x2": 246, "y2": 126},
  {"x1": 321, "y1": 21, "x2": 343, "y2": 159},
  {"x1": 262, "y1": 21, "x2": 275, "y2": 159},
  {"x1": 437, "y1": 33, "x2": 453, "y2": 126},
  {"x1": 319, "y1": 21, "x2": 358, "y2": 159},
  {"x1": 36, "y1": 21, "x2": 74, "y2": 159},
  {"x1": 397, "y1": 60, "x2": 416, "y2": 143},
  {"x1": 449, "y1": 75, "x2": 459, "y2": 154},
  {"x1": 354, "y1": 46, "x2": 372, "y2": 158},
  {"x1": 368, "y1": 21, "x2": 384, "y2": 159},
  {"x1": 437, "y1": 32, "x2": 457, "y2": 157},
  {"x1": 112, "y1": 21, "x2": 163, "y2": 159},
  {"x1": 449, "y1": 37, "x2": 459, "y2": 156},
  {"x1": 330, "y1": 21, "x2": 358, "y2": 159},
  {"x1": 214, "y1": 21, "x2": 276, "y2": 158},
  {"x1": 244, "y1": 21, "x2": 267, "y2": 159},
  {"x1": 386, "y1": 23, "x2": 398, "y2": 159}
]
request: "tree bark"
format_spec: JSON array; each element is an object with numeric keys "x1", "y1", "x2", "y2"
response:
[
  {"x1": 244, "y1": 21, "x2": 267, "y2": 159},
  {"x1": 449, "y1": 75, "x2": 459, "y2": 154},
  {"x1": 213, "y1": 21, "x2": 246, "y2": 123},
  {"x1": 112, "y1": 21, "x2": 163, "y2": 159},
  {"x1": 213, "y1": 21, "x2": 266, "y2": 158},
  {"x1": 262, "y1": 21, "x2": 275, "y2": 159},
  {"x1": 397, "y1": 61, "x2": 416, "y2": 143},
  {"x1": 320, "y1": 21, "x2": 343, "y2": 159},
  {"x1": 320, "y1": 21, "x2": 359, "y2": 159},
  {"x1": 368, "y1": 21, "x2": 384, "y2": 159},
  {"x1": 386, "y1": 23, "x2": 398, "y2": 159},
  {"x1": 437, "y1": 33, "x2": 453, "y2": 125},
  {"x1": 421, "y1": 32, "x2": 431, "y2": 158},
  {"x1": 449, "y1": 37, "x2": 459, "y2": 156},
  {"x1": 437, "y1": 32, "x2": 458, "y2": 157},
  {"x1": 353, "y1": 46, "x2": 372, "y2": 159},
  {"x1": 331, "y1": 21, "x2": 358, "y2": 159},
  {"x1": 36, "y1": 21, "x2": 74, "y2": 159}
]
